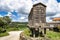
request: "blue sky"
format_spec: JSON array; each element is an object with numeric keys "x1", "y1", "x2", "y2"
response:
[
  {"x1": 57, "y1": 0, "x2": 60, "y2": 2},
  {"x1": 0, "y1": 0, "x2": 60, "y2": 22}
]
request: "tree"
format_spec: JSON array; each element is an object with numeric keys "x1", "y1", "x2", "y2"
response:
[
  {"x1": 0, "y1": 17, "x2": 5, "y2": 27},
  {"x1": 0, "y1": 17, "x2": 6, "y2": 33},
  {"x1": 3, "y1": 16, "x2": 11, "y2": 29},
  {"x1": 3, "y1": 16, "x2": 11, "y2": 25},
  {"x1": 0, "y1": 16, "x2": 11, "y2": 33}
]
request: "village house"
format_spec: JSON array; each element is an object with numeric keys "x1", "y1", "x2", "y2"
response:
[{"x1": 47, "y1": 18, "x2": 60, "y2": 27}]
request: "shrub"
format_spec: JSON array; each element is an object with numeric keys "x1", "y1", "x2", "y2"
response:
[
  {"x1": 53, "y1": 27, "x2": 59, "y2": 32},
  {"x1": 0, "y1": 27, "x2": 6, "y2": 33},
  {"x1": 23, "y1": 28, "x2": 31, "y2": 37}
]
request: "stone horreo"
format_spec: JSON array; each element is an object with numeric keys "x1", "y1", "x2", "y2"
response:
[{"x1": 27, "y1": 3, "x2": 47, "y2": 37}]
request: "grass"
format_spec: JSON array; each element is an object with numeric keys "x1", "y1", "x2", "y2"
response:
[
  {"x1": 46, "y1": 30, "x2": 60, "y2": 40},
  {"x1": 6, "y1": 27, "x2": 27, "y2": 32},
  {"x1": 22, "y1": 29, "x2": 60, "y2": 40},
  {"x1": 1, "y1": 22, "x2": 60, "y2": 39},
  {"x1": 6, "y1": 28, "x2": 19, "y2": 31},
  {"x1": 23, "y1": 28, "x2": 31, "y2": 37},
  {"x1": 6, "y1": 24, "x2": 27, "y2": 31},
  {"x1": 0, "y1": 23, "x2": 27, "y2": 37},
  {"x1": 0, "y1": 32, "x2": 9, "y2": 37}
]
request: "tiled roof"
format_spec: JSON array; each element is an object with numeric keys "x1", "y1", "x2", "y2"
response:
[
  {"x1": 33, "y1": 2, "x2": 46, "y2": 7},
  {"x1": 53, "y1": 18, "x2": 60, "y2": 21}
]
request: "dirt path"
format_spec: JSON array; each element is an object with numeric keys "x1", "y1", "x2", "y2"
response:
[{"x1": 0, "y1": 31, "x2": 22, "y2": 40}]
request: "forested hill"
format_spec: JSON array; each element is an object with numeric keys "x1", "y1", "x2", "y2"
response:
[{"x1": 11, "y1": 22, "x2": 28, "y2": 24}]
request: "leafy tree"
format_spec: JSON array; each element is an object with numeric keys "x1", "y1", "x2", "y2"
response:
[
  {"x1": 0, "y1": 16, "x2": 11, "y2": 33},
  {"x1": 3, "y1": 16, "x2": 11, "y2": 25},
  {"x1": 0, "y1": 17, "x2": 5, "y2": 27}
]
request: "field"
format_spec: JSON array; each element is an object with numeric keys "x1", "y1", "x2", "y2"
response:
[
  {"x1": 6, "y1": 22, "x2": 28, "y2": 31},
  {"x1": 0, "y1": 22, "x2": 27, "y2": 37},
  {"x1": 0, "y1": 22, "x2": 60, "y2": 40}
]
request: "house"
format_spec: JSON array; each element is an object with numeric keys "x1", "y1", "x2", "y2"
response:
[{"x1": 47, "y1": 18, "x2": 60, "y2": 27}]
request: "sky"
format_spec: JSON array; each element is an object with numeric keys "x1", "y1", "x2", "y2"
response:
[{"x1": 0, "y1": 0, "x2": 60, "y2": 22}]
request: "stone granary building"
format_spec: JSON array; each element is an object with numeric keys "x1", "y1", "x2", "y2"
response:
[{"x1": 28, "y1": 3, "x2": 47, "y2": 37}]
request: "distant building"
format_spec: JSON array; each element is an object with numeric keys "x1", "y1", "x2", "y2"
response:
[
  {"x1": 53, "y1": 17, "x2": 60, "y2": 21},
  {"x1": 47, "y1": 18, "x2": 60, "y2": 27}
]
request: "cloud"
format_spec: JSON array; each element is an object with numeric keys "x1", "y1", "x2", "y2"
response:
[
  {"x1": 46, "y1": 0, "x2": 58, "y2": 17},
  {"x1": 19, "y1": 14, "x2": 28, "y2": 22},
  {"x1": 0, "y1": 0, "x2": 33, "y2": 13},
  {"x1": 6, "y1": 12, "x2": 12, "y2": 17},
  {"x1": 20, "y1": 17, "x2": 25, "y2": 20},
  {"x1": 46, "y1": 0, "x2": 58, "y2": 13},
  {"x1": 52, "y1": 13, "x2": 60, "y2": 17},
  {"x1": 12, "y1": 16, "x2": 28, "y2": 22},
  {"x1": 46, "y1": 0, "x2": 60, "y2": 22},
  {"x1": 46, "y1": 17, "x2": 52, "y2": 22},
  {"x1": 0, "y1": 5, "x2": 11, "y2": 12},
  {"x1": 57, "y1": 3, "x2": 60, "y2": 12},
  {"x1": 46, "y1": 12, "x2": 56, "y2": 17},
  {"x1": 0, "y1": 0, "x2": 60, "y2": 22},
  {"x1": 0, "y1": 15, "x2": 3, "y2": 17},
  {"x1": 5, "y1": 12, "x2": 16, "y2": 21}
]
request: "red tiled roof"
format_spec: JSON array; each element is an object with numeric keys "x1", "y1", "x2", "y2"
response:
[{"x1": 53, "y1": 18, "x2": 60, "y2": 21}]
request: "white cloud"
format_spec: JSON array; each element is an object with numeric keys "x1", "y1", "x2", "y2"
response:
[
  {"x1": 57, "y1": 3, "x2": 60, "y2": 12},
  {"x1": 32, "y1": 0, "x2": 48, "y2": 4},
  {"x1": 46, "y1": 0, "x2": 60, "y2": 22},
  {"x1": 52, "y1": 13, "x2": 60, "y2": 17},
  {"x1": 6, "y1": 12, "x2": 12, "y2": 17},
  {"x1": 20, "y1": 17, "x2": 25, "y2": 20},
  {"x1": 46, "y1": 0, "x2": 58, "y2": 13},
  {"x1": 5, "y1": 12, "x2": 16, "y2": 21},
  {"x1": 0, "y1": 15, "x2": 3, "y2": 17},
  {"x1": 0, "y1": 0, "x2": 33, "y2": 13},
  {"x1": 46, "y1": 17, "x2": 52, "y2": 22},
  {"x1": 0, "y1": 0, "x2": 60, "y2": 22}
]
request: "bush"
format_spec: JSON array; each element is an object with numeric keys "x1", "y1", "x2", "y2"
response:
[
  {"x1": 0, "y1": 27, "x2": 6, "y2": 33},
  {"x1": 53, "y1": 27, "x2": 59, "y2": 32},
  {"x1": 23, "y1": 28, "x2": 31, "y2": 37}
]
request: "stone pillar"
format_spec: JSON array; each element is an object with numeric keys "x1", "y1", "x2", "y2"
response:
[
  {"x1": 44, "y1": 28, "x2": 46, "y2": 34},
  {"x1": 39, "y1": 26, "x2": 43, "y2": 37},
  {"x1": 29, "y1": 28, "x2": 34, "y2": 37},
  {"x1": 29, "y1": 28, "x2": 39, "y2": 37},
  {"x1": 35, "y1": 28, "x2": 39, "y2": 37}
]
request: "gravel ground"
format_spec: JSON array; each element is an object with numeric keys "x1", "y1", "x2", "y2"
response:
[{"x1": 0, "y1": 31, "x2": 22, "y2": 40}]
